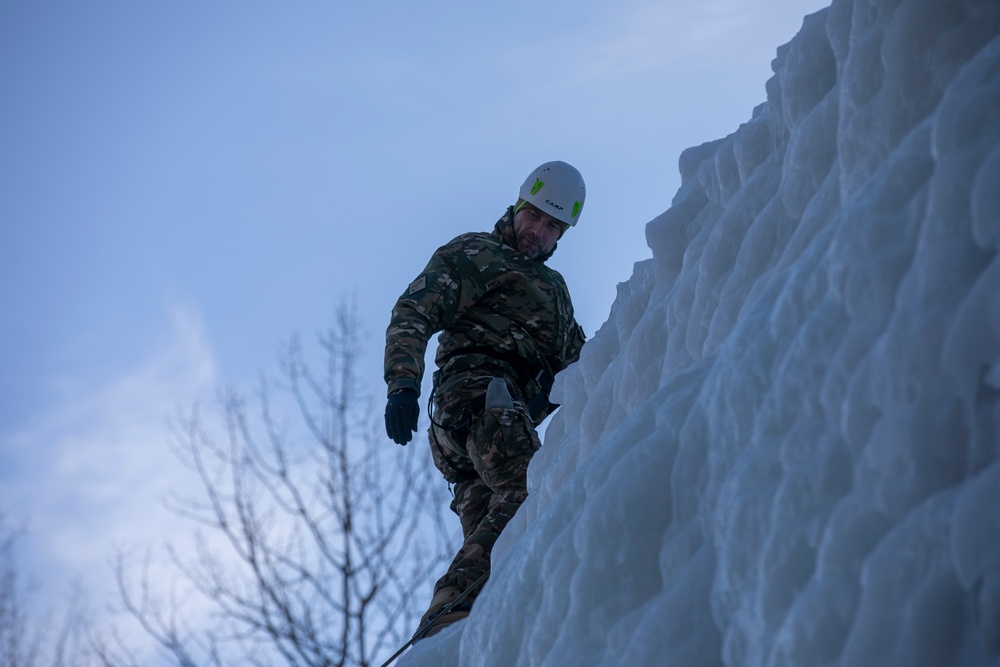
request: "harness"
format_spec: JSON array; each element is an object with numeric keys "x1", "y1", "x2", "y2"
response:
[{"x1": 427, "y1": 347, "x2": 557, "y2": 433}]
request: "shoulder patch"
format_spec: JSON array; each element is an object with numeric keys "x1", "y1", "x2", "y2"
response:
[{"x1": 408, "y1": 276, "x2": 427, "y2": 295}]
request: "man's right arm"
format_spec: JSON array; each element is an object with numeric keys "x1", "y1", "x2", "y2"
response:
[{"x1": 383, "y1": 236, "x2": 485, "y2": 397}]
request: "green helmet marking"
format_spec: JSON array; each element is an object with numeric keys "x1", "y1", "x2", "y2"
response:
[
  {"x1": 572, "y1": 201, "x2": 582, "y2": 218},
  {"x1": 530, "y1": 179, "x2": 545, "y2": 195}
]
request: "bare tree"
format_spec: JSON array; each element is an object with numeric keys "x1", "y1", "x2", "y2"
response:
[
  {"x1": 111, "y1": 303, "x2": 453, "y2": 667},
  {"x1": 0, "y1": 509, "x2": 102, "y2": 667},
  {"x1": 0, "y1": 510, "x2": 40, "y2": 667}
]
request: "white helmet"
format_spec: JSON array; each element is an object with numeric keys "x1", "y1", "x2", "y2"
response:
[{"x1": 518, "y1": 161, "x2": 586, "y2": 226}]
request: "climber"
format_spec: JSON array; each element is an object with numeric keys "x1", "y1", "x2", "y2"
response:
[{"x1": 384, "y1": 161, "x2": 588, "y2": 636}]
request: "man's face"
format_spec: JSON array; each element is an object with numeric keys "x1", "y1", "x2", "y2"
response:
[{"x1": 512, "y1": 203, "x2": 568, "y2": 259}]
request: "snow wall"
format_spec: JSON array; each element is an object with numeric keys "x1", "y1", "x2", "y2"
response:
[{"x1": 401, "y1": 0, "x2": 1000, "y2": 665}]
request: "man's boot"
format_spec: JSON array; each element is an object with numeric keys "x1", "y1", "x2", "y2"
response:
[{"x1": 416, "y1": 586, "x2": 471, "y2": 638}]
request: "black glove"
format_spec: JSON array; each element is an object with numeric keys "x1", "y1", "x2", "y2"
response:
[{"x1": 385, "y1": 388, "x2": 420, "y2": 445}]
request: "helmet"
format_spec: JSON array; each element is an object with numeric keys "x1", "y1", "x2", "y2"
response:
[{"x1": 518, "y1": 161, "x2": 586, "y2": 226}]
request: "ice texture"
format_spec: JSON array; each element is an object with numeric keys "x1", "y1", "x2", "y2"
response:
[{"x1": 399, "y1": 0, "x2": 1000, "y2": 665}]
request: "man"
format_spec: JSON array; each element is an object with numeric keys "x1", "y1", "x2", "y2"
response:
[{"x1": 384, "y1": 161, "x2": 587, "y2": 636}]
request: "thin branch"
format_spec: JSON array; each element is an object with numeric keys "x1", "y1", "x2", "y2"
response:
[{"x1": 111, "y1": 301, "x2": 452, "y2": 667}]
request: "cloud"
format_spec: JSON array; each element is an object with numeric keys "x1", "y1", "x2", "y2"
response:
[
  {"x1": 0, "y1": 302, "x2": 218, "y2": 611},
  {"x1": 489, "y1": 1, "x2": 783, "y2": 93}
]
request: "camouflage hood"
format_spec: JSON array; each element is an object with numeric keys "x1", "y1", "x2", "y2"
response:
[{"x1": 492, "y1": 206, "x2": 558, "y2": 264}]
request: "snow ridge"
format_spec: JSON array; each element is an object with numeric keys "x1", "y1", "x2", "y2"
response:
[{"x1": 401, "y1": 1, "x2": 1000, "y2": 665}]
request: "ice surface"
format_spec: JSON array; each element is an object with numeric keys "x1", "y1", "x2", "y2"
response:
[{"x1": 398, "y1": 0, "x2": 1000, "y2": 665}]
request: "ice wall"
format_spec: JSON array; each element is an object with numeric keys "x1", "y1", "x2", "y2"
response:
[{"x1": 400, "y1": 0, "x2": 1000, "y2": 665}]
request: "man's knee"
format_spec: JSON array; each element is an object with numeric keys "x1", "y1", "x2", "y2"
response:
[{"x1": 468, "y1": 406, "x2": 540, "y2": 492}]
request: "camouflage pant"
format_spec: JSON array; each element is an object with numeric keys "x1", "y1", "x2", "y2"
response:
[{"x1": 428, "y1": 369, "x2": 541, "y2": 598}]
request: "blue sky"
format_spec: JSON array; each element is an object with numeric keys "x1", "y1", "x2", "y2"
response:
[{"x1": 0, "y1": 0, "x2": 828, "y2": 642}]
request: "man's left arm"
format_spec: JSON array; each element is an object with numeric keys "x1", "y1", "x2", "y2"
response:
[{"x1": 563, "y1": 321, "x2": 586, "y2": 368}]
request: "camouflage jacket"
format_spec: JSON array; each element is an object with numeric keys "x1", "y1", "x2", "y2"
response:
[{"x1": 384, "y1": 208, "x2": 585, "y2": 410}]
